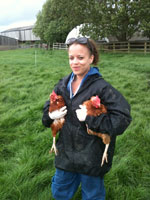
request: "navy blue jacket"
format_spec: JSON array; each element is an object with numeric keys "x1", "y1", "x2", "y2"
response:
[{"x1": 42, "y1": 72, "x2": 132, "y2": 177}]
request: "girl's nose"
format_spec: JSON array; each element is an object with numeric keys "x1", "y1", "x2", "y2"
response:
[{"x1": 73, "y1": 57, "x2": 78, "y2": 64}]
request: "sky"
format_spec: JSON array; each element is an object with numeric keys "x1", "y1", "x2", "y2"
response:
[{"x1": 0, "y1": 0, "x2": 46, "y2": 32}]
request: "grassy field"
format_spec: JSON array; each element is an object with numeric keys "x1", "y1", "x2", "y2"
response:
[{"x1": 0, "y1": 48, "x2": 150, "y2": 200}]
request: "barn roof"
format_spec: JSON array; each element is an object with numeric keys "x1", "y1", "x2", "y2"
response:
[
  {"x1": 0, "y1": 25, "x2": 40, "y2": 41},
  {"x1": 1, "y1": 25, "x2": 34, "y2": 33}
]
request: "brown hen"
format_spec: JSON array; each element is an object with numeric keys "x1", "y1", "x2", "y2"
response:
[
  {"x1": 83, "y1": 96, "x2": 110, "y2": 166},
  {"x1": 49, "y1": 91, "x2": 65, "y2": 155}
]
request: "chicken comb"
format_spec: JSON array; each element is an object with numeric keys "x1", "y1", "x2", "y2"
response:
[
  {"x1": 91, "y1": 95, "x2": 101, "y2": 108},
  {"x1": 95, "y1": 95, "x2": 101, "y2": 103},
  {"x1": 50, "y1": 91, "x2": 58, "y2": 102}
]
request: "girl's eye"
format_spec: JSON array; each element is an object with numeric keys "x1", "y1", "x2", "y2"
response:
[
  {"x1": 69, "y1": 57, "x2": 74, "y2": 60},
  {"x1": 69, "y1": 56, "x2": 84, "y2": 61},
  {"x1": 78, "y1": 56, "x2": 84, "y2": 60}
]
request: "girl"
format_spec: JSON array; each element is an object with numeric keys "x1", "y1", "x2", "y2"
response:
[{"x1": 42, "y1": 37, "x2": 132, "y2": 200}]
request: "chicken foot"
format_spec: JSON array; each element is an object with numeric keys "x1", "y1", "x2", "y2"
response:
[
  {"x1": 101, "y1": 143, "x2": 109, "y2": 166},
  {"x1": 86, "y1": 124, "x2": 110, "y2": 166},
  {"x1": 49, "y1": 137, "x2": 58, "y2": 155}
]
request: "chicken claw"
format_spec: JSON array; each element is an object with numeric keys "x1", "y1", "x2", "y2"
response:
[
  {"x1": 49, "y1": 137, "x2": 58, "y2": 155},
  {"x1": 101, "y1": 144, "x2": 109, "y2": 166}
]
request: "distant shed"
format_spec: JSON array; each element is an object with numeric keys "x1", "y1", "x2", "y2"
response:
[
  {"x1": 0, "y1": 35, "x2": 18, "y2": 50},
  {"x1": 0, "y1": 25, "x2": 40, "y2": 42}
]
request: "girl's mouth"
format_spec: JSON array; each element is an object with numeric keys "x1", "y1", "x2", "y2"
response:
[{"x1": 72, "y1": 67, "x2": 80, "y2": 71}]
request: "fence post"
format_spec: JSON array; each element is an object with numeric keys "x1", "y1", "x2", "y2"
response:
[
  {"x1": 113, "y1": 43, "x2": 115, "y2": 52},
  {"x1": 128, "y1": 42, "x2": 130, "y2": 53},
  {"x1": 144, "y1": 42, "x2": 147, "y2": 54}
]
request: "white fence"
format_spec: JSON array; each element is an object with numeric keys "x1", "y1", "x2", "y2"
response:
[{"x1": 53, "y1": 43, "x2": 67, "y2": 50}]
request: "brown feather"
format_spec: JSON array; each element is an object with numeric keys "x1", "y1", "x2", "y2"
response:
[
  {"x1": 49, "y1": 92, "x2": 66, "y2": 154},
  {"x1": 83, "y1": 96, "x2": 110, "y2": 145}
]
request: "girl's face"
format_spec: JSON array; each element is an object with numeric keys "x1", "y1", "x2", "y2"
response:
[{"x1": 68, "y1": 44, "x2": 94, "y2": 80}]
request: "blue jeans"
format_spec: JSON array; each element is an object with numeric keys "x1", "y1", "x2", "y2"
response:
[{"x1": 51, "y1": 168, "x2": 105, "y2": 200}]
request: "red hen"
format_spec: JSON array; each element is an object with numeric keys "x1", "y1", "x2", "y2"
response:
[
  {"x1": 83, "y1": 96, "x2": 110, "y2": 166},
  {"x1": 49, "y1": 91, "x2": 65, "y2": 155}
]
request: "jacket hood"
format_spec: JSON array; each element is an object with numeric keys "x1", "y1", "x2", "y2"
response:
[{"x1": 67, "y1": 67, "x2": 102, "y2": 98}]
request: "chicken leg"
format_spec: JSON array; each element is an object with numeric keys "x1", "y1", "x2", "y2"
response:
[
  {"x1": 50, "y1": 137, "x2": 58, "y2": 155},
  {"x1": 86, "y1": 124, "x2": 110, "y2": 166},
  {"x1": 101, "y1": 144, "x2": 109, "y2": 166}
]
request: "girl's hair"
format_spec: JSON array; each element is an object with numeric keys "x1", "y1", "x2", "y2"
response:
[
  {"x1": 67, "y1": 37, "x2": 99, "y2": 65},
  {"x1": 88, "y1": 39, "x2": 99, "y2": 65}
]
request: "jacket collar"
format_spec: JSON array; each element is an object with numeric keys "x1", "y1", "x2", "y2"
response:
[{"x1": 67, "y1": 67, "x2": 102, "y2": 98}]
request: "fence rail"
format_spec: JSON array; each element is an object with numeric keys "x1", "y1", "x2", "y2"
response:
[
  {"x1": 98, "y1": 41, "x2": 150, "y2": 53},
  {"x1": 52, "y1": 41, "x2": 150, "y2": 53},
  {"x1": 1, "y1": 40, "x2": 150, "y2": 53},
  {"x1": 53, "y1": 43, "x2": 67, "y2": 50}
]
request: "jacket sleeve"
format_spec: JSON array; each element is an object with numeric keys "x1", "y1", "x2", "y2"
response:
[
  {"x1": 42, "y1": 100, "x2": 53, "y2": 128},
  {"x1": 85, "y1": 83, "x2": 132, "y2": 136}
]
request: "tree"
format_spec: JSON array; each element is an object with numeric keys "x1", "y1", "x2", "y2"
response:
[
  {"x1": 33, "y1": 0, "x2": 52, "y2": 43},
  {"x1": 81, "y1": 0, "x2": 141, "y2": 41},
  {"x1": 139, "y1": 0, "x2": 150, "y2": 40},
  {"x1": 33, "y1": 0, "x2": 150, "y2": 43},
  {"x1": 33, "y1": 0, "x2": 88, "y2": 43},
  {"x1": 33, "y1": 11, "x2": 45, "y2": 42}
]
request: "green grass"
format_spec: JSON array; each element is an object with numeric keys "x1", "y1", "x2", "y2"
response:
[{"x1": 0, "y1": 49, "x2": 150, "y2": 200}]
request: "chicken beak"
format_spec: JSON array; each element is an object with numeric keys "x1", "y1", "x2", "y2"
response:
[{"x1": 97, "y1": 103, "x2": 101, "y2": 108}]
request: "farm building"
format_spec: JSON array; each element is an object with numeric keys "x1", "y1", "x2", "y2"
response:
[
  {"x1": 0, "y1": 25, "x2": 40, "y2": 42},
  {"x1": 0, "y1": 35, "x2": 18, "y2": 50}
]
